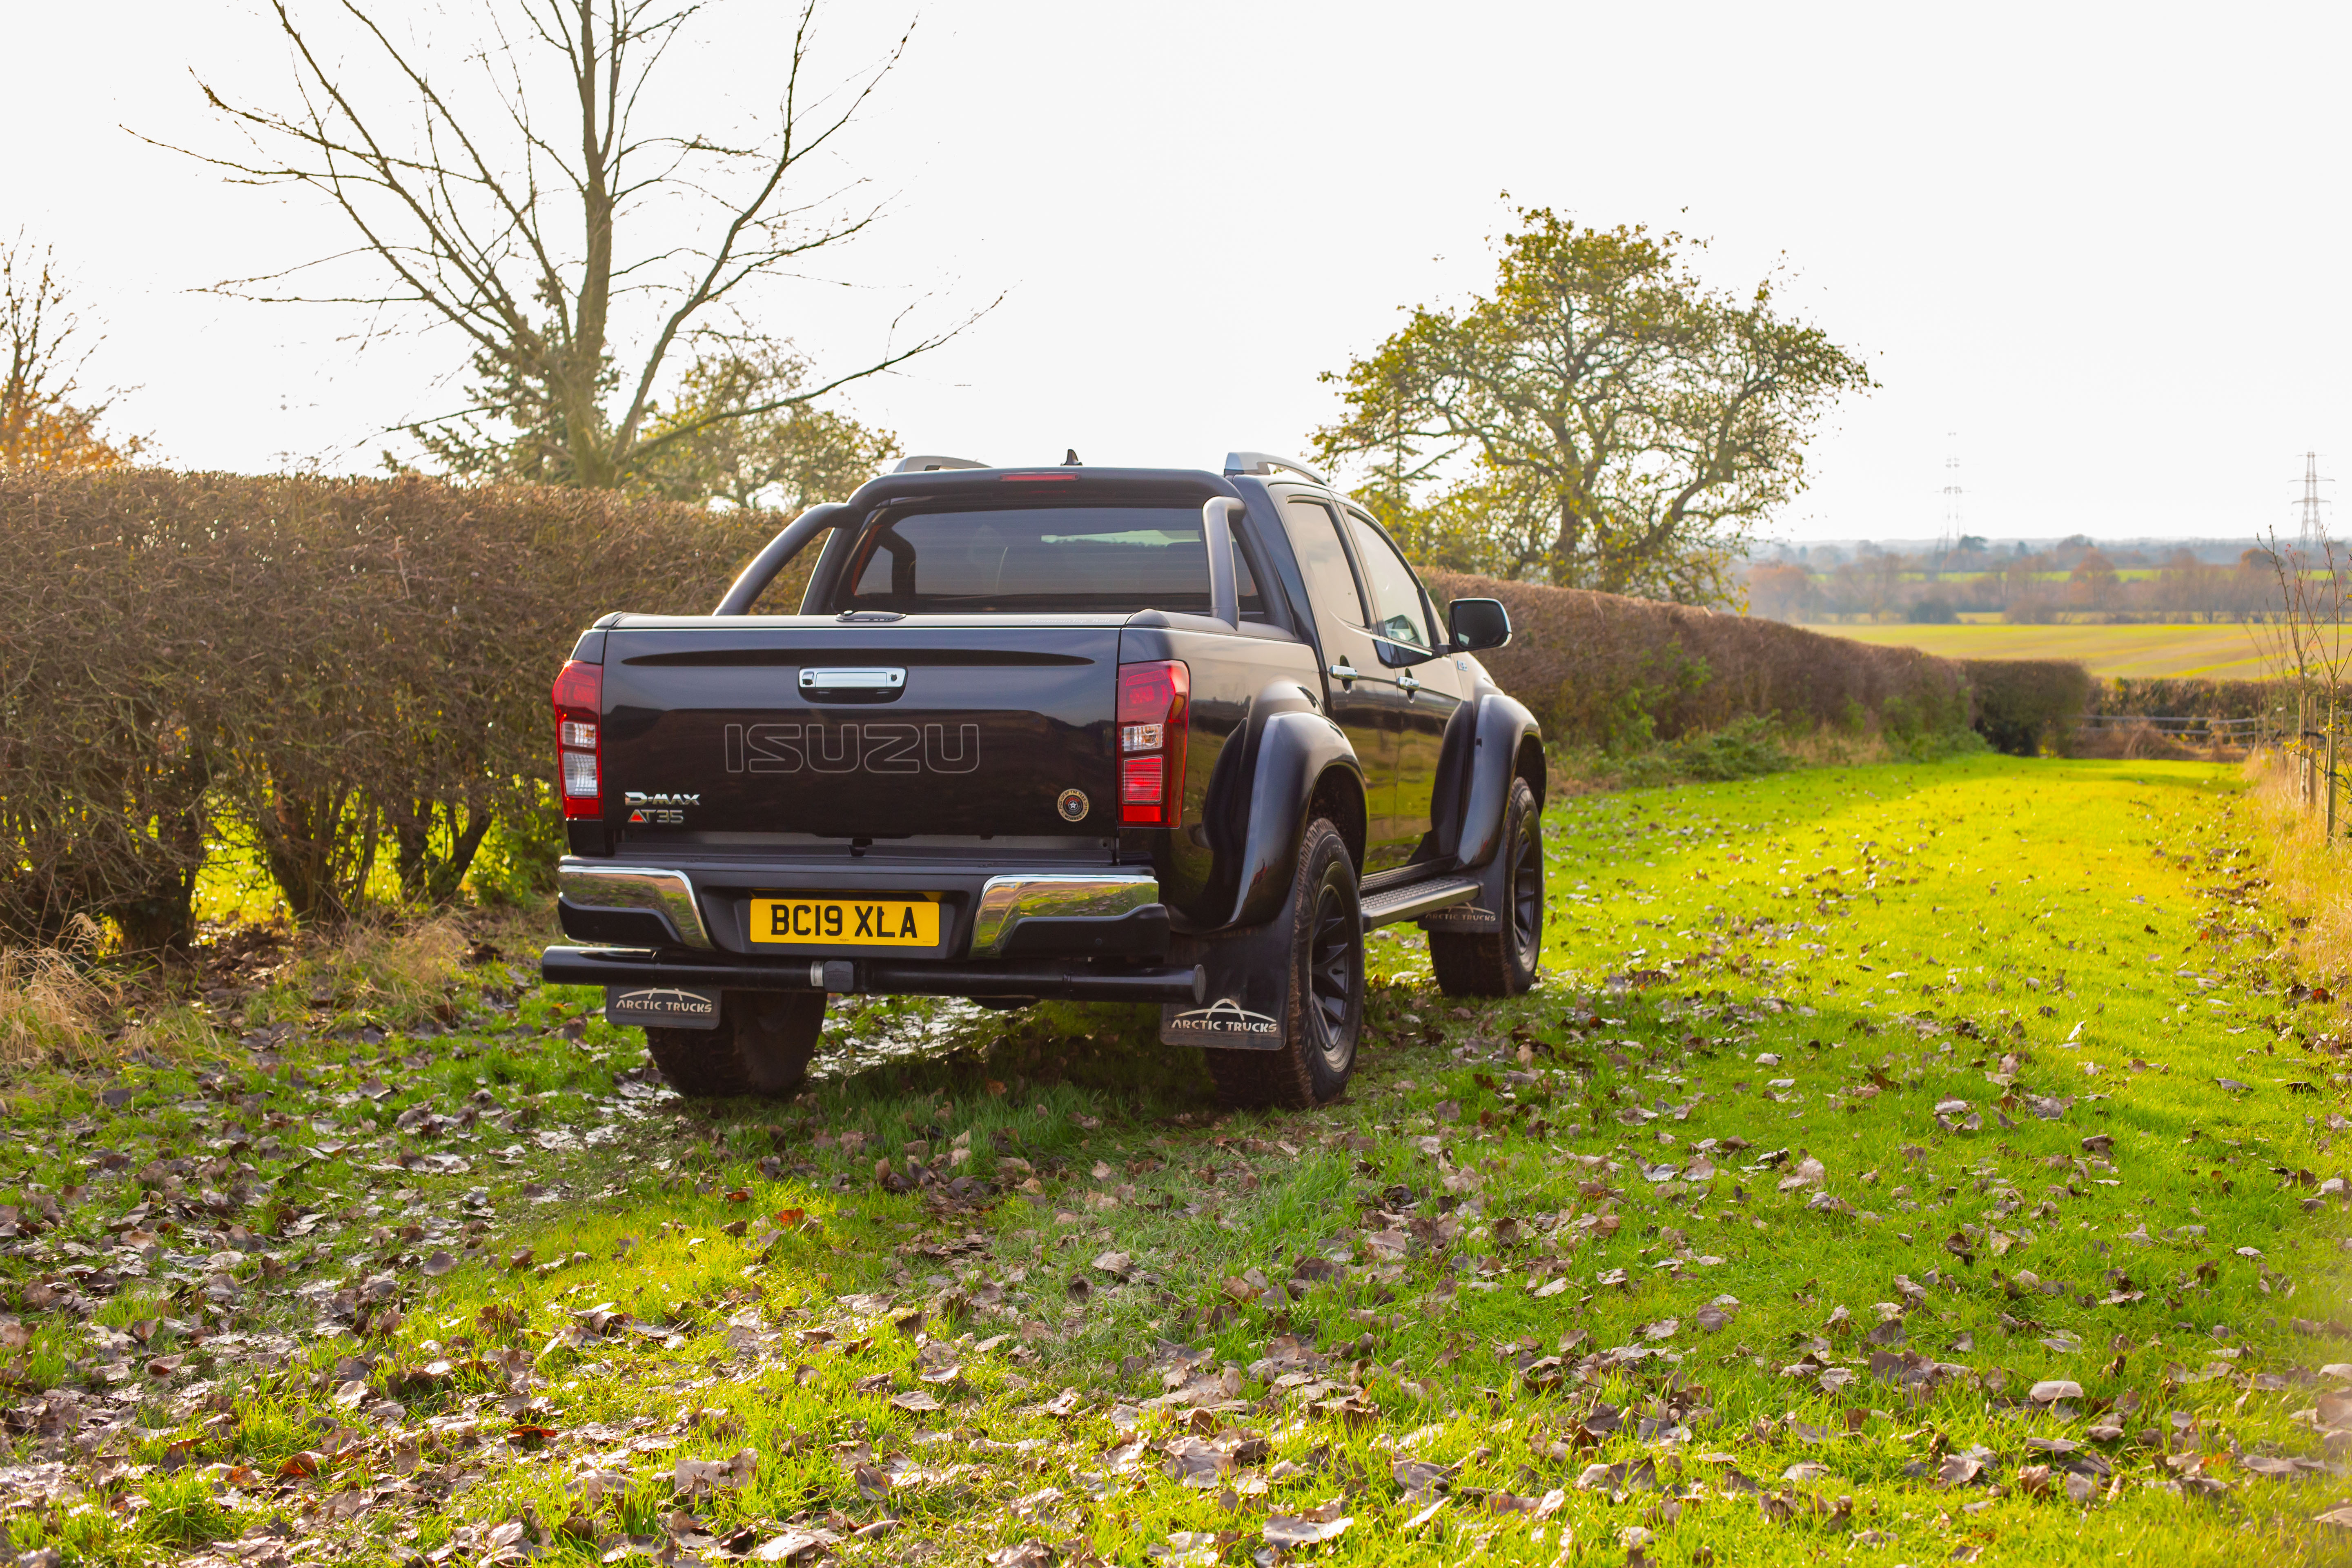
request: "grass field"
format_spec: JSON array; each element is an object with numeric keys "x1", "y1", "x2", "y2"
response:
[
  {"x1": 1817, "y1": 623, "x2": 2275, "y2": 680},
  {"x1": 4, "y1": 754, "x2": 2349, "y2": 1566}
]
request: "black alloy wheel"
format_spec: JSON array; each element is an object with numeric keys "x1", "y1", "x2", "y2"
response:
[
  {"x1": 1205, "y1": 817, "x2": 1363, "y2": 1109},
  {"x1": 645, "y1": 989, "x2": 826, "y2": 1099},
  {"x1": 1307, "y1": 876, "x2": 1358, "y2": 1076},
  {"x1": 1429, "y1": 774, "x2": 1544, "y2": 997},
  {"x1": 1510, "y1": 804, "x2": 1545, "y2": 973}
]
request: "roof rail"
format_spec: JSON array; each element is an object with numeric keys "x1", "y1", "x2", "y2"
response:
[
  {"x1": 1224, "y1": 451, "x2": 1330, "y2": 487},
  {"x1": 893, "y1": 454, "x2": 991, "y2": 473}
]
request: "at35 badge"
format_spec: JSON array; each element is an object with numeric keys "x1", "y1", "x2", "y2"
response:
[{"x1": 1056, "y1": 788, "x2": 1090, "y2": 823}]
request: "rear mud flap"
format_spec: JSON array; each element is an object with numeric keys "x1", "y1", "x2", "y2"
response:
[
  {"x1": 1159, "y1": 893, "x2": 1295, "y2": 1051},
  {"x1": 605, "y1": 984, "x2": 722, "y2": 1030}
]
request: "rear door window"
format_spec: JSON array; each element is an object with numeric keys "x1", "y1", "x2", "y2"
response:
[
  {"x1": 1343, "y1": 512, "x2": 1436, "y2": 652},
  {"x1": 834, "y1": 506, "x2": 1263, "y2": 616},
  {"x1": 1284, "y1": 499, "x2": 1368, "y2": 624}
]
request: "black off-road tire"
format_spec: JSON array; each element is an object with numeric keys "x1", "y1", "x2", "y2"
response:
[
  {"x1": 646, "y1": 990, "x2": 826, "y2": 1099},
  {"x1": 1430, "y1": 775, "x2": 1543, "y2": 997},
  {"x1": 1205, "y1": 818, "x2": 1364, "y2": 1110}
]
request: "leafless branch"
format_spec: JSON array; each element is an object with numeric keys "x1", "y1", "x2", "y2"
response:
[{"x1": 141, "y1": 0, "x2": 976, "y2": 486}]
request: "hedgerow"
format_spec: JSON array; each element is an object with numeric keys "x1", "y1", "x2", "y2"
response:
[
  {"x1": 1425, "y1": 570, "x2": 1978, "y2": 748},
  {"x1": 0, "y1": 471, "x2": 787, "y2": 946}
]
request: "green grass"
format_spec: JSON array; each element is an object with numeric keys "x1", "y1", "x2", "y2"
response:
[
  {"x1": 2, "y1": 754, "x2": 2346, "y2": 1566},
  {"x1": 1819, "y1": 623, "x2": 2276, "y2": 679}
]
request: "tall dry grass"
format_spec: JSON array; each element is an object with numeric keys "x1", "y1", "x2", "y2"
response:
[
  {"x1": 236, "y1": 907, "x2": 546, "y2": 1033},
  {"x1": 0, "y1": 941, "x2": 231, "y2": 1080},
  {"x1": 0, "y1": 942, "x2": 119, "y2": 1072},
  {"x1": 2242, "y1": 747, "x2": 2352, "y2": 980},
  {"x1": 0, "y1": 910, "x2": 508, "y2": 1083},
  {"x1": 295, "y1": 915, "x2": 474, "y2": 1016}
]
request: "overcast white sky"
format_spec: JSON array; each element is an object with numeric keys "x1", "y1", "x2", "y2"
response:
[{"x1": 5, "y1": 0, "x2": 2347, "y2": 543}]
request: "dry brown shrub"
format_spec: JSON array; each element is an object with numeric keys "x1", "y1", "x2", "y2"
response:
[
  {"x1": 1424, "y1": 571, "x2": 1971, "y2": 746},
  {"x1": 2117, "y1": 722, "x2": 2192, "y2": 760},
  {"x1": 2073, "y1": 722, "x2": 2245, "y2": 762},
  {"x1": 1780, "y1": 727, "x2": 1899, "y2": 768}
]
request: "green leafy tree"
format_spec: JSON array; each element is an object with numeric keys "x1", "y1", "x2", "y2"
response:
[
  {"x1": 1314, "y1": 209, "x2": 1871, "y2": 603},
  {"x1": 632, "y1": 345, "x2": 899, "y2": 509}
]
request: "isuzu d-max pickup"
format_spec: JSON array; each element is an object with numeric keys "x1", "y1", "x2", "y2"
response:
[{"x1": 539, "y1": 451, "x2": 1546, "y2": 1108}]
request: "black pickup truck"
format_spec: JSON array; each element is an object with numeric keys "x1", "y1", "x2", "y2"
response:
[{"x1": 540, "y1": 451, "x2": 1546, "y2": 1109}]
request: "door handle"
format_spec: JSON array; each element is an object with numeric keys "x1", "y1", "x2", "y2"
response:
[
  {"x1": 1395, "y1": 673, "x2": 1421, "y2": 695},
  {"x1": 1327, "y1": 662, "x2": 1358, "y2": 684}
]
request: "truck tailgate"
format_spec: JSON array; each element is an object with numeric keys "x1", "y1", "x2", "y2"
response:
[{"x1": 598, "y1": 618, "x2": 1120, "y2": 840}]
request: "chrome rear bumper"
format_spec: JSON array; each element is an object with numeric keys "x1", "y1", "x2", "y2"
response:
[
  {"x1": 559, "y1": 863, "x2": 714, "y2": 948},
  {"x1": 555, "y1": 860, "x2": 1159, "y2": 959},
  {"x1": 968, "y1": 870, "x2": 1159, "y2": 955}
]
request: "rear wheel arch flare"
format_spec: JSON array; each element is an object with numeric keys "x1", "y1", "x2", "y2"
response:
[{"x1": 1308, "y1": 766, "x2": 1366, "y2": 872}]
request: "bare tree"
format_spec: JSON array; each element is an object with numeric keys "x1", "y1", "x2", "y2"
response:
[
  {"x1": 2252, "y1": 527, "x2": 2352, "y2": 827},
  {"x1": 166, "y1": 0, "x2": 980, "y2": 487},
  {"x1": 0, "y1": 236, "x2": 147, "y2": 472}
]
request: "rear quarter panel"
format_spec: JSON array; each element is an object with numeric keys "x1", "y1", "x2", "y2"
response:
[{"x1": 1115, "y1": 616, "x2": 1322, "y2": 929}]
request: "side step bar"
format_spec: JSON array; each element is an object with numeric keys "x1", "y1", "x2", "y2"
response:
[{"x1": 1358, "y1": 877, "x2": 1481, "y2": 931}]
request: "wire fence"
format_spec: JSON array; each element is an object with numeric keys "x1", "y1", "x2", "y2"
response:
[
  {"x1": 2076, "y1": 713, "x2": 2276, "y2": 740},
  {"x1": 2076, "y1": 707, "x2": 2352, "y2": 831},
  {"x1": 2071, "y1": 714, "x2": 2281, "y2": 760}
]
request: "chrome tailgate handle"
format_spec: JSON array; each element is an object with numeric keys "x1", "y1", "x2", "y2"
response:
[{"x1": 800, "y1": 667, "x2": 906, "y2": 691}]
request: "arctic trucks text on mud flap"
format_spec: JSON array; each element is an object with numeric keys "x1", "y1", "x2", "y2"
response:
[{"x1": 539, "y1": 452, "x2": 1546, "y2": 1108}]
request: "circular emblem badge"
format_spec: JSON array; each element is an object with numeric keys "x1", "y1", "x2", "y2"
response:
[{"x1": 1056, "y1": 788, "x2": 1090, "y2": 823}]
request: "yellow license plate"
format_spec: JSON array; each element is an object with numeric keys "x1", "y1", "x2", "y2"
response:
[{"x1": 750, "y1": 896, "x2": 940, "y2": 948}]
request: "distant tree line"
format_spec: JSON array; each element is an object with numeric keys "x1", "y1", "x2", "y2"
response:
[{"x1": 1746, "y1": 543, "x2": 2287, "y2": 624}]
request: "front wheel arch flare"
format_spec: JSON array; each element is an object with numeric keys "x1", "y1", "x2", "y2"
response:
[
  {"x1": 1515, "y1": 735, "x2": 1546, "y2": 806},
  {"x1": 1459, "y1": 692, "x2": 1543, "y2": 869}
]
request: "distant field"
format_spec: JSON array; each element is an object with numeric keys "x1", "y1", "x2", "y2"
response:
[{"x1": 1817, "y1": 619, "x2": 2274, "y2": 677}]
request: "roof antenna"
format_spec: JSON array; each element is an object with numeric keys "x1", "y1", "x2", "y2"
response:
[{"x1": 1063, "y1": 448, "x2": 1082, "y2": 466}]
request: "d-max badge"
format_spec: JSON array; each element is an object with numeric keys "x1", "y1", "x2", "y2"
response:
[{"x1": 1056, "y1": 788, "x2": 1090, "y2": 823}]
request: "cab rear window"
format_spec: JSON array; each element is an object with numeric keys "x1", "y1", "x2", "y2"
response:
[{"x1": 833, "y1": 506, "x2": 1264, "y2": 616}]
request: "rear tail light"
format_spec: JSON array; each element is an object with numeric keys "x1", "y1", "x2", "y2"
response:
[
  {"x1": 1117, "y1": 659, "x2": 1189, "y2": 826},
  {"x1": 552, "y1": 659, "x2": 603, "y2": 820}
]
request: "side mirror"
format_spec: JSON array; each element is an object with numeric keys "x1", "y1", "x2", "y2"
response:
[{"x1": 1447, "y1": 597, "x2": 1511, "y2": 653}]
